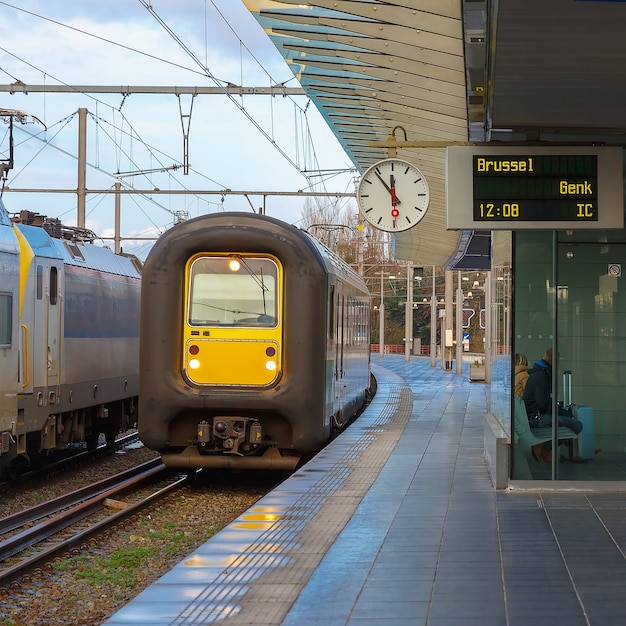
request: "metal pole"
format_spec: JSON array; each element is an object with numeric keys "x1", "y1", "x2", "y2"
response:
[
  {"x1": 429, "y1": 266, "x2": 436, "y2": 367},
  {"x1": 114, "y1": 183, "x2": 121, "y2": 254},
  {"x1": 77, "y1": 107, "x2": 87, "y2": 229},
  {"x1": 405, "y1": 263, "x2": 412, "y2": 362},
  {"x1": 551, "y1": 230, "x2": 558, "y2": 480},
  {"x1": 456, "y1": 271, "x2": 463, "y2": 374},
  {"x1": 357, "y1": 219, "x2": 364, "y2": 276},
  {"x1": 485, "y1": 271, "x2": 492, "y2": 384},
  {"x1": 445, "y1": 270, "x2": 453, "y2": 369},
  {"x1": 379, "y1": 271, "x2": 385, "y2": 358}
]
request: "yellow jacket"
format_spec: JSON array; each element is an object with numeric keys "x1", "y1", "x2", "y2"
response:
[{"x1": 514, "y1": 364, "x2": 529, "y2": 398}]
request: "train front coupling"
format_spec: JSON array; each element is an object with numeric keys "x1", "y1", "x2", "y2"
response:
[{"x1": 197, "y1": 417, "x2": 263, "y2": 455}]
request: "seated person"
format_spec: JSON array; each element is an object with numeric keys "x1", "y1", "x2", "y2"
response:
[
  {"x1": 522, "y1": 348, "x2": 582, "y2": 463},
  {"x1": 514, "y1": 353, "x2": 529, "y2": 398}
]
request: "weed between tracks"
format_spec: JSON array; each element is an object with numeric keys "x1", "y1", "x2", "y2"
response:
[{"x1": 0, "y1": 482, "x2": 269, "y2": 626}]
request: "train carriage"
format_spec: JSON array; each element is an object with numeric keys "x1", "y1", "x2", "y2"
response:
[
  {"x1": 0, "y1": 203, "x2": 142, "y2": 479},
  {"x1": 139, "y1": 212, "x2": 371, "y2": 471}
]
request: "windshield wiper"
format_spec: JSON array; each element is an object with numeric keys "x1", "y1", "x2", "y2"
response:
[{"x1": 233, "y1": 255, "x2": 268, "y2": 315}]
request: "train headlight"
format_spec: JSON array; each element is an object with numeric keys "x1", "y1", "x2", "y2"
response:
[
  {"x1": 189, "y1": 358, "x2": 200, "y2": 369},
  {"x1": 265, "y1": 360, "x2": 276, "y2": 371},
  {"x1": 214, "y1": 421, "x2": 228, "y2": 437}
]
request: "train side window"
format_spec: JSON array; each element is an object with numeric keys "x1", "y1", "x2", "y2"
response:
[
  {"x1": 329, "y1": 286, "x2": 335, "y2": 340},
  {"x1": 49, "y1": 267, "x2": 58, "y2": 305},
  {"x1": 36, "y1": 265, "x2": 43, "y2": 300},
  {"x1": 0, "y1": 294, "x2": 11, "y2": 346}
]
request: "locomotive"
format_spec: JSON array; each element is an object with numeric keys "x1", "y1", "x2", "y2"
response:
[
  {"x1": 139, "y1": 212, "x2": 372, "y2": 470},
  {"x1": 0, "y1": 203, "x2": 141, "y2": 479}
]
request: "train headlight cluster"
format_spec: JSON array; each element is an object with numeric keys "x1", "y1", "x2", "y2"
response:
[
  {"x1": 188, "y1": 344, "x2": 200, "y2": 369},
  {"x1": 265, "y1": 346, "x2": 276, "y2": 370},
  {"x1": 185, "y1": 340, "x2": 279, "y2": 386}
]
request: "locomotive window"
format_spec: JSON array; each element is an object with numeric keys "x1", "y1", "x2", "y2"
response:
[
  {"x1": 36, "y1": 265, "x2": 43, "y2": 300},
  {"x1": 49, "y1": 267, "x2": 58, "y2": 305},
  {"x1": 188, "y1": 256, "x2": 278, "y2": 326},
  {"x1": 0, "y1": 294, "x2": 11, "y2": 346}
]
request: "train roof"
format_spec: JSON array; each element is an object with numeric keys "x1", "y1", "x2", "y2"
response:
[
  {"x1": 302, "y1": 230, "x2": 369, "y2": 293},
  {"x1": 0, "y1": 200, "x2": 19, "y2": 254},
  {"x1": 149, "y1": 212, "x2": 368, "y2": 295},
  {"x1": 14, "y1": 222, "x2": 142, "y2": 278}
]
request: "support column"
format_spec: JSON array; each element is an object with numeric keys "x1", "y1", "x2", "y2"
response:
[
  {"x1": 456, "y1": 271, "x2": 463, "y2": 374},
  {"x1": 379, "y1": 271, "x2": 385, "y2": 358},
  {"x1": 445, "y1": 270, "x2": 454, "y2": 369},
  {"x1": 430, "y1": 265, "x2": 436, "y2": 368},
  {"x1": 405, "y1": 263, "x2": 413, "y2": 362}
]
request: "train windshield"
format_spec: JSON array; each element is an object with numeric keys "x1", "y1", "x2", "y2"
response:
[{"x1": 188, "y1": 255, "x2": 279, "y2": 326}]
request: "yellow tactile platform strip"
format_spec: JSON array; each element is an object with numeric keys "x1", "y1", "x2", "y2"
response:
[{"x1": 170, "y1": 367, "x2": 413, "y2": 624}]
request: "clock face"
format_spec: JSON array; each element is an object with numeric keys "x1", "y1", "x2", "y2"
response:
[{"x1": 357, "y1": 158, "x2": 430, "y2": 232}]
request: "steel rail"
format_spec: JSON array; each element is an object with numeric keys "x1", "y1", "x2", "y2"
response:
[
  {"x1": 0, "y1": 458, "x2": 163, "y2": 535},
  {"x1": 0, "y1": 465, "x2": 188, "y2": 589}
]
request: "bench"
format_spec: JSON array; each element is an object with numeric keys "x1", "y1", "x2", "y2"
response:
[{"x1": 513, "y1": 395, "x2": 578, "y2": 462}]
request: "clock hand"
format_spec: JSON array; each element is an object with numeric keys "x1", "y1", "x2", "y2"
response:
[
  {"x1": 390, "y1": 174, "x2": 400, "y2": 219},
  {"x1": 374, "y1": 170, "x2": 402, "y2": 205}
]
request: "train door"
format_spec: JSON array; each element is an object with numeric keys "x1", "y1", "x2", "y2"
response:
[
  {"x1": 333, "y1": 285, "x2": 346, "y2": 422},
  {"x1": 30, "y1": 261, "x2": 62, "y2": 400}
]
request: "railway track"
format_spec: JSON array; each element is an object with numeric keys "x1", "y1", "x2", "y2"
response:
[
  {"x1": 0, "y1": 431, "x2": 144, "y2": 488},
  {"x1": 0, "y1": 458, "x2": 190, "y2": 590}
]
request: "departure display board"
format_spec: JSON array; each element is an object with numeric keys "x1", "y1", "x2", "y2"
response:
[{"x1": 446, "y1": 146, "x2": 623, "y2": 230}]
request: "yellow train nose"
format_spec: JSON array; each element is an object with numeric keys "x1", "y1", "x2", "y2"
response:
[{"x1": 185, "y1": 339, "x2": 280, "y2": 386}]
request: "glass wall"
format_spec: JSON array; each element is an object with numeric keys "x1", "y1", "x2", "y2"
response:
[{"x1": 511, "y1": 228, "x2": 626, "y2": 480}]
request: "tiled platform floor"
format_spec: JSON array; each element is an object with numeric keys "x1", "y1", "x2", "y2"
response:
[{"x1": 105, "y1": 356, "x2": 626, "y2": 625}]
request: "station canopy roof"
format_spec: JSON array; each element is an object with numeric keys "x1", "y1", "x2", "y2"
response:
[{"x1": 244, "y1": 0, "x2": 626, "y2": 269}]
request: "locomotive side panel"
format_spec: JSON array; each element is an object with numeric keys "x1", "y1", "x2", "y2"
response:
[
  {"x1": 62, "y1": 266, "x2": 140, "y2": 385},
  {"x1": 60, "y1": 265, "x2": 140, "y2": 443}
]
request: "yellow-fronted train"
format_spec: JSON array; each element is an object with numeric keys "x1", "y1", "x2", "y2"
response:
[{"x1": 139, "y1": 212, "x2": 372, "y2": 471}]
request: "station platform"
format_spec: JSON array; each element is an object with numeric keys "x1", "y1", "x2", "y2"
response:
[{"x1": 105, "y1": 356, "x2": 626, "y2": 625}]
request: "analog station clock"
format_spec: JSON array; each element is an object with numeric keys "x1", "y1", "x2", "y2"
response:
[{"x1": 357, "y1": 158, "x2": 430, "y2": 232}]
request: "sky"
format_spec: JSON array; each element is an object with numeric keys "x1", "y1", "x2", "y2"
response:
[{"x1": 0, "y1": 1, "x2": 358, "y2": 259}]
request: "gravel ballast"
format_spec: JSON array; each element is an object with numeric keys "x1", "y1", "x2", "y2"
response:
[{"x1": 0, "y1": 445, "x2": 276, "y2": 626}]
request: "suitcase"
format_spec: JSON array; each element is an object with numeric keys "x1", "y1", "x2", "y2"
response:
[
  {"x1": 571, "y1": 405, "x2": 596, "y2": 460},
  {"x1": 563, "y1": 370, "x2": 596, "y2": 460}
]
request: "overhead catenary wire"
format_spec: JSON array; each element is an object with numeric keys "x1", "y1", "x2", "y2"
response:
[
  {"x1": 0, "y1": 1, "x2": 351, "y2": 195},
  {"x1": 0, "y1": 48, "x2": 208, "y2": 193},
  {"x1": 0, "y1": 0, "x2": 356, "y2": 242},
  {"x1": 10, "y1": 122, "x2": 178, "y2": 219},
  {"x1": 136, "y1": 0, "x2": 327, "y2": 187}
]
